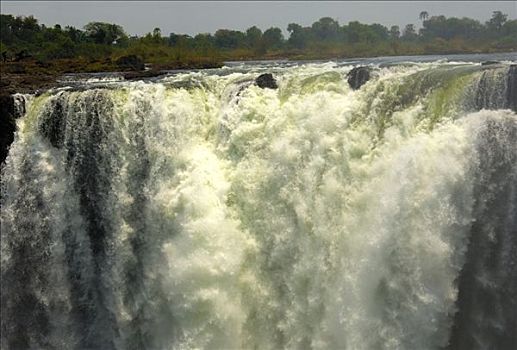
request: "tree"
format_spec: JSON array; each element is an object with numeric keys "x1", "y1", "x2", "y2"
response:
[
  {"x1": 346, "y1": 21, "x2": 370, "y2": 43},
  {"x1": 65, "y1": 26, "x2": 85, "y2": 43},
  {"x1": 0, "y1": 15, "x2": 15, "y2": 44},
  {"x1": 369, "y1": 23, "x2": 389, "y2": 42},
  {"x1": 402, "y1": 24, "x2": 418, "y2": 40},
  {"x1": 214, "y1": 29, "x2": 246, "y2": 49},
  {"x1": 193, "y1": 33, "x2": 215, "y2": 55},
  {"x1": 487, "y1": 11, "x2": 508, "y2": 32},
  {"x1": 262, "y1": 27, "x2": 284, "y2": 49},
  {"x1": 150, "y1": 27, "x2": 163, "y2": 44},
  {"x1": 1, "y1": 15, "x2": 41, "y2": 43},
  {"x1": 84, "y1": 22, "x2": 127, "y2": 45},
  {"x1": 389, "y1": 25, "x2": 400, "y2": 40},
  {"x1": 502, "y1": 19, "x2": 517, "y2": 36},
  {"x1": 168, "y1": 34, "x2": 192, "y2": 47},
  {"x1": 287, "y1": 23, "x2": 308, "y2": 49},
  {"x1": 311, "y1": 17, "x2": 340, "y2": 41},
  {"x1": 420, "y1": 16, "x2": 483, "y2": 40},
  {"x1": 245, "y1": 26, "x2": 262, "y2": 48},
  {"x1": 419, "y1": 11, "x2": 429, "y2": 22}
]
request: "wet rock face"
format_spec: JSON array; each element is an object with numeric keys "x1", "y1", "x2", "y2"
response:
[
  {"x1": 507, "y1": 65, "x2": 517, "y2": 112},
  {"x1": 0, "y1": 94, "x2": 27, "y2": 166},
  {"x1": 255, "y1": 73, "x2": 278, "y2": 89},
  {"x1": 481, "y1": 61, "x2": 500, "y2": 66},
  {"x1": 473, "y1": 65, "x2": 517, "y2": 112},
  {"x1": 0, "y1": 94, "x2": 17, "y2": 166},
  {"x1": 347, "y1": 66, "x2": 371, "y2": 90}
]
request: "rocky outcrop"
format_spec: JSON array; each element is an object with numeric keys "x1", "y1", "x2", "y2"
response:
[
  {"x1": 507, "y1": 65, "x2": 517, "y2": 112},
  {"x1": 1, "y1": 94, "x2": 19, "y2": 166},
  {"x1": 255, "y1": 73, "x2": 278, "y2": 89},
  {"x1": 475, "y1": 65, "x2": 517, "y2": 111},
  {"x1": 115, "y1": 55, "x2": 145, "y2": 71},
  {"x1": 123, "y1": 70, "x2": 165, "y2": 80},
  {"x1": 481, "y1": 61, "x2": 500, "y2": 66},
  {"x1": 347, "y1": 66, "x2": 371, "y2": 90}
]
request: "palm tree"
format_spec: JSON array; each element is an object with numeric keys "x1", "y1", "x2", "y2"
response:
[{"x1": 419, "y1": 11, "x2": 429, "y2": 22}]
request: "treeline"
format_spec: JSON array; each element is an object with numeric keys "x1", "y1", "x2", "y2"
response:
[
  {"x1": 283, "y1": 11, "x2": 517, "y2": 57},
  {"x1": 1, "y1": 10, "x2": 516, "y2": 65}
]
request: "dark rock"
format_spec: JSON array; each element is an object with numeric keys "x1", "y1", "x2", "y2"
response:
[
  {"x1": 115, "y1": 55, "x2": 145, "y2": 71},
  {"x1": 1, "y1": 94, "x2": 17, "y2": 166},
  {"x1": 507, "y1": 65, "x2": 517, "y2": 112},
  {"x1": 123, "y1": 70, "x2": 165, "y2": 80},
  {"x1": 347, "y1": 66, "x2": 371, "y2": 90},
  {"x1": 255, "y1": 73, "x2": 278, "y2": 89},
  {"x1": 481, "y1": 61, "x2": 500, "y2": 66}
]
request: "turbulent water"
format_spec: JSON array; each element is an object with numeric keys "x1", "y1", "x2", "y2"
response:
[{"x1": 1, "y1": 58, "x2": 516, "y2": 350}]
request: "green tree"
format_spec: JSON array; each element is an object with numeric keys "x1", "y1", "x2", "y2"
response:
[
  {"x1": 346, "y1": 21, "x2": 370, "y2": 43},
  {"x1": 245, "y1": 26, "x2": 262, "y2": 48},
  {"x1": 84, "y1": 22, "x2": 127, "y2": 45},
  {"x1": 369, "y1": 23, "x2": 389, "y2": 42},
  {"x1": 214, "y1": 29, "x2": 246, "y2": 49},
  {"x1": 262, "y1": 27, "x2": 284, "y2": 49},
  {"x1": 0, "y1": 15, "x2": 16, "y2": 44},
  {"x1": 287, "y1": 23, "x2": 308, "y2": 49},
  {"x1": 193, "y1": 33, "x2": 215, "y2": 55},
  {"x1": 311, "y1": 17, "x2": 340, "y2": 41},
  {"x1": 402, "y1": 24, "x2": 418, "y2": 40},
  {"x1": 419, "y1": 11, "x2": 429, "y2": 22},
  {"x1": 389, "y1": 25, "x2": 400, "y2": 40},
  {"x1": 65, "y1": 26, "x2": 85, "y2": 43},
  {"x1": 502, "y1": 19, "x2": 517, "y2": 36},
  {"x1": 487, "y1": 11, "x2": 508, "y2": 32},
  {"x1": 420, "y1": 16, "x2": 483, "y2": 40},
  {"x1": 0, "y1": 15, "x2": 41, "y2": 44}
]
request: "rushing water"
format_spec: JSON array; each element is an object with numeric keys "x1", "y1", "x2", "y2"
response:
[{"x1": 1, "y1": 57, "x2": 516, "y2": 350}]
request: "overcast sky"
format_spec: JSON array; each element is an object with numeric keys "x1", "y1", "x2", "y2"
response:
[{"x1": 2, "y1": 1, "x2": 516, "y2": 36}]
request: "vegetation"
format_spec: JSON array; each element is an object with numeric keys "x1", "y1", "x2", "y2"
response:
[{"x1": 0, "y1": 10, "x2": 515, "y2": 85}]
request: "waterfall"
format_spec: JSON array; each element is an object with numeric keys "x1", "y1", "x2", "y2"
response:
[{"x1": 1, "y1": 61, "x2": 516, "y2": 350}]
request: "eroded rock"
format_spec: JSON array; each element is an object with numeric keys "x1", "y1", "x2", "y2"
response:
[
  {"x1": 255, "y1": 73, "x2": 278, "y2": 89},
  {"x1": 347, "y1": 66, "x2": 371, "y2": 90},
  {"x1": 1, "y1": 94, "x2": 17, "y2": 165},
  {"x1": 481, "y1": 61, "x2": 500, "y2": 66}
]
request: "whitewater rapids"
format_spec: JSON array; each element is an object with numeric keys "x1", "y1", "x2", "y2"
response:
[{"x1": 1, "y1": 61, "x2": 516, "y2": 350}]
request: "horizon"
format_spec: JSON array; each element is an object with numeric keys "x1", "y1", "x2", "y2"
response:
[{"x1": 2, "y1": 1, "x2": 517, "y2": 37}]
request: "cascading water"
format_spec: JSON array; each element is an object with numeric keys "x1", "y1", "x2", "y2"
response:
[{"x1": 1, "y1": 59, "x2": 516, "y2": 350}]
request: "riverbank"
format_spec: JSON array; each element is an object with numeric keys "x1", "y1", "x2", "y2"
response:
[{"x1": 0, "y1": 56, "x2": 224, "y2": 95}]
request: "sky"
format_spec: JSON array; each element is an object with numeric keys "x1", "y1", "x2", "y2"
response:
[{"x1": 2, "y1": 1, "x2": 517, "y2": 36}]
